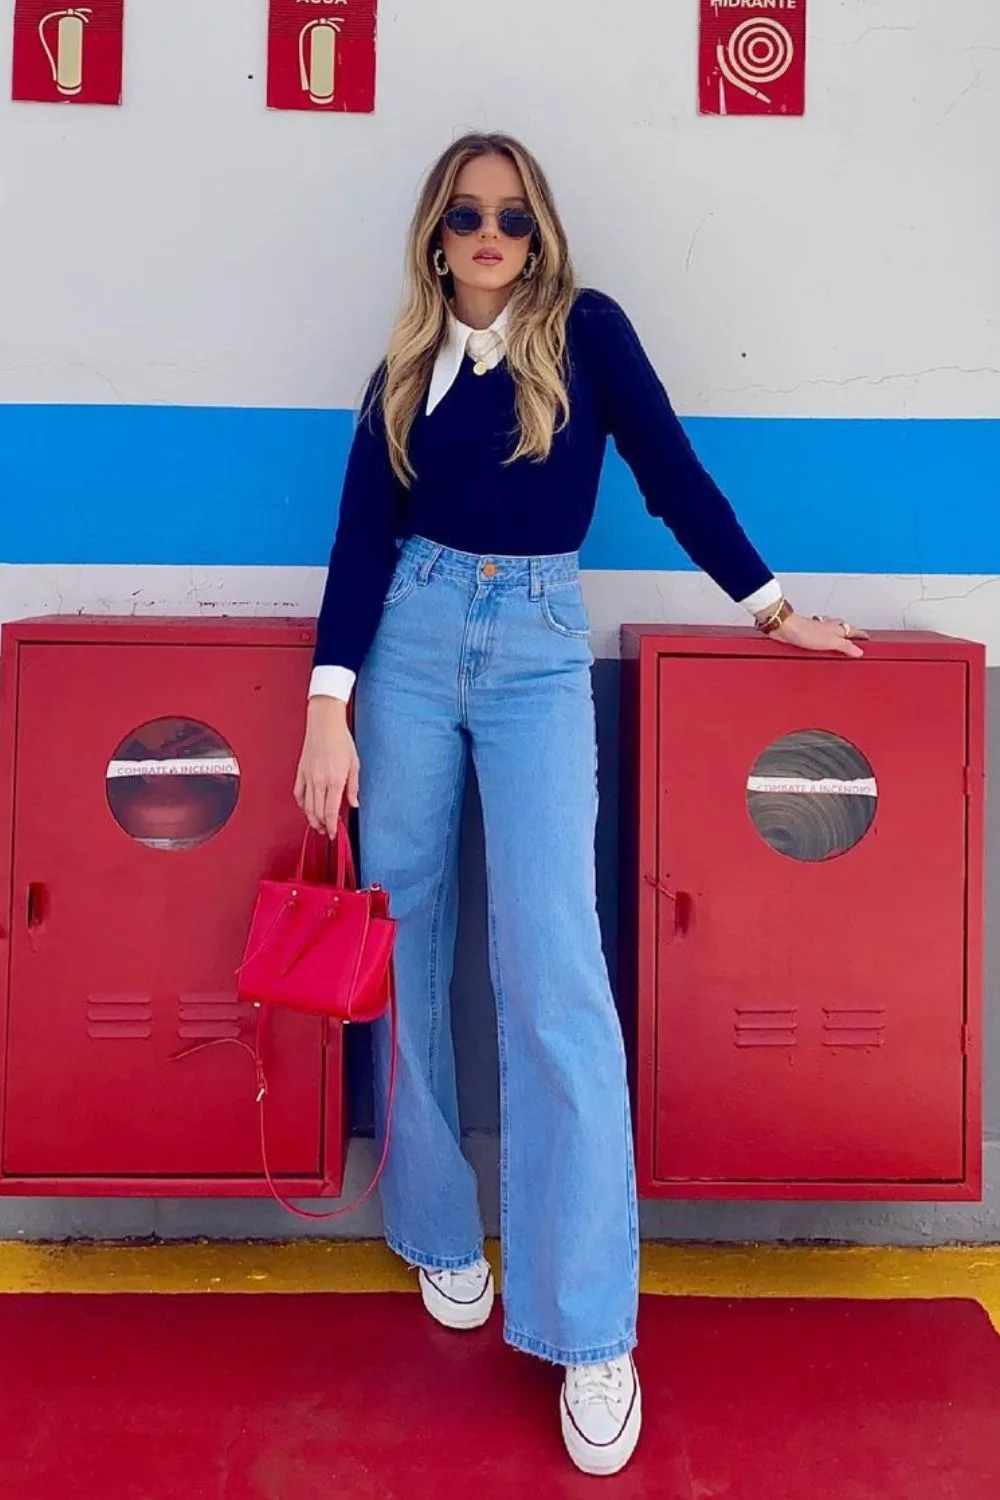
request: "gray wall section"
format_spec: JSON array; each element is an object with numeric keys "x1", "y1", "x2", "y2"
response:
[{"x1": 2, "y1": 664, "x2": 996, "y2": 1243}]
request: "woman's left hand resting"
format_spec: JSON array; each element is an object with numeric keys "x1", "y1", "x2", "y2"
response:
[{"x1": 770, "y1": 611, "x2": 868, "y2": 659}]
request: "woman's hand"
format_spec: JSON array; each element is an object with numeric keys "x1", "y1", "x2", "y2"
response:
[
  {"x1": 767, "y1": 610, "x2": 868, "y2": 659},
  {"x1": 294, "y1": 697, "x2": 360, "y2": 838}
]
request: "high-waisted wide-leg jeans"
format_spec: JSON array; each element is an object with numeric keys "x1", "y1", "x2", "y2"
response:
[{"x1": 354, "y1": 536, "x2": 639, "y2": 1365}]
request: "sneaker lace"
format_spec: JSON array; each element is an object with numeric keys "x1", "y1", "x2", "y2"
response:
[
  {"x1": 428, "y1": 1264, "x2": 484, "y2": 1294},
  {"x1": 568, "y1": 1361, "x2": 626, "y2": 1410}
]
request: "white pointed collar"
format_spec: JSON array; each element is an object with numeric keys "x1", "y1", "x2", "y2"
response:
[{"x1": 426, "y1": 303, "x2": 510, "y2": 416}]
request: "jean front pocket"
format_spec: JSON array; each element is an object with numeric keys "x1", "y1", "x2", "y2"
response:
[
  {"x1": 382, "y1": 559, "x2": 419, "y2": 612},
  {"x1": 540, "y1": 582, "x2": 591, "y2": 640}
]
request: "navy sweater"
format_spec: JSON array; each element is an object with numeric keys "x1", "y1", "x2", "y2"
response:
[{"x1": 314, "y1": 289, "x2": 774, "y2": 672}]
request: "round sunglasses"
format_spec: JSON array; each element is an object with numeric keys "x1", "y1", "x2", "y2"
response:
[{"x1": 441, "y1": 204, "x2": 538, "y2": 241}]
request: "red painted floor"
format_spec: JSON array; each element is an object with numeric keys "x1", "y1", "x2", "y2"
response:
[{"x1": 0, "y1": 1293, "x2": 997, "y2": 1498}]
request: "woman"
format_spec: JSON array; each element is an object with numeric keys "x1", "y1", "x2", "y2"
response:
[{"x1": 296, "y1": 133, "x2": 862, "y2": 1478}]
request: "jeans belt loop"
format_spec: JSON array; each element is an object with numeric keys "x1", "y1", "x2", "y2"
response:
[
  {"x1": 417, "y1": 544, "x2": 443, "y2": 585},
  {"x1": 529, "y1": 557, "x2": 543, "y2": 602}
]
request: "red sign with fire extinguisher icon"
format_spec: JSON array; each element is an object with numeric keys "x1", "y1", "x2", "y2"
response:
[
  {"x1": 267, "y1": 0, "x2": 378, "y2": 113},
  {"x1": 11, "y1": 0, "x2": 124, "y2": 106}
]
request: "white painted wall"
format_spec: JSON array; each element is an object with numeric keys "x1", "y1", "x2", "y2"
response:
[
  {"x1": 0, "y1": 0, "x2": 997, "y2": 417},
  {"x1": 4, "y1": 563, "x2": 1000, "y2": 667}
]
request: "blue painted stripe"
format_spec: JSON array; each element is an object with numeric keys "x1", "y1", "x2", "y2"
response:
[{"x1": 2, "y1": 405, "x2": 997, "y2": 574}]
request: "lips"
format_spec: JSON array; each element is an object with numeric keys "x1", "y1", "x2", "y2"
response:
[{"x1": 473, "y1": 251, "x2": 503, "y2": 265}]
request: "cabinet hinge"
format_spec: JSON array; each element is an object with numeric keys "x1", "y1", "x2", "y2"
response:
[{"x1": 961, "y1": 1023, "x2": 971, "y2": 1054}]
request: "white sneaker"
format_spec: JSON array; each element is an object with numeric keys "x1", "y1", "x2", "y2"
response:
[
  {"x1": 418, "y1": 1258, "x2": 495, "y2": 1330},
  {"x1": 561, "y1": 1354, "x2": 641, "y2": 1476}
]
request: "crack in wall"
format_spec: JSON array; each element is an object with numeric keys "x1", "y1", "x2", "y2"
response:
[
  {"x1": 939, "y1": 67, "x2": 983, "y2": 123},
  {"x1": 902, "y1": 574, "x2": 1000, "y2": 630},
  {"x1": 717, "y1": 367, "x2": 1000, "y2": 397},
  {"x1": 685, "y1": 213, "x2": 714, "y2": 275},
  {"x1": 850, "y1": 26, "x2": 918, "y2": 44}
]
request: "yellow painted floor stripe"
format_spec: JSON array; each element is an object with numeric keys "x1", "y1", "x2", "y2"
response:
[{"x1": 0, "y1": 1240, "x2": 998, "y2": 1332}]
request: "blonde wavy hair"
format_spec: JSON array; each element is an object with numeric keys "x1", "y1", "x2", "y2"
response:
[{"x1": 377, "y1": 133, "x2": 577, "y2": 485}]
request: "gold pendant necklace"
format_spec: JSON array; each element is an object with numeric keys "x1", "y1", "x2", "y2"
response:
[{"x1": 468, "y1": 328, "x2": 502, "y2": 377}]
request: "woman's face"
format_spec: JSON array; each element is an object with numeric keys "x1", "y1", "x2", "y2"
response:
[{"x1": 439, "y1": 153, "x2": 534, "y2": 297}]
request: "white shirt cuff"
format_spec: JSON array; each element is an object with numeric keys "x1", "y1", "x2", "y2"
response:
[
  {"x1": 309, "y1": 665, "x2": 356, "y2": 702},
  {"x1": 739, "y1": 579, "x2": 783, "y2": 617}
]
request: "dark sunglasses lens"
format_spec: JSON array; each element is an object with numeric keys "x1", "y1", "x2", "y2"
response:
[
  {"x1": 443, "y1": 206, "x2": 481, "y2": 236},
  {"x1": 498, "y1": 210, "x2": 536, "y2": 239}
]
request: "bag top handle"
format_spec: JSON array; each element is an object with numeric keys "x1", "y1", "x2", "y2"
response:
[{"x1": 296, "y1": 818, "x2": 357, "y2": 890}]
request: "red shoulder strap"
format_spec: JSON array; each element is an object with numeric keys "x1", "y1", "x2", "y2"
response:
[{"x1": 170, "y1": 975, "x2": 397, "y2": 1221}]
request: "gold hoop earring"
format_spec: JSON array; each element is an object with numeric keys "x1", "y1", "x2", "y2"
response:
[
  {"x1": 433, "y1": 248, "x2": 450, "y2": 278},
  {"x1": 522, "y1": 253, "x2": 539, "y2": 281}
]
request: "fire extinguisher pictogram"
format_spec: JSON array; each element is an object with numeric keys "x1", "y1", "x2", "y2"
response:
[
  {"x1": 299, "y1": 18, "x2": 341, "y2": 106},
  {"x1": 38, "y1": 6, "x2": 91, "y2": 98},
  {"x1": 266, "y1": 0, "x2": 377, "y2": 115}
]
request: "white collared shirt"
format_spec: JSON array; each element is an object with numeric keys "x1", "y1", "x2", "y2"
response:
[{"x1": 426, "y1": 305, "x2": 510, "y2": 415}]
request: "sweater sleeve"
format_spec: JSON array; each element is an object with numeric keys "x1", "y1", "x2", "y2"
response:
[
  {"x1": 577, "y1": 291, "x2": 778, "y2": 607},
  {"x1": 313, "y1": 368, "x2": 405, "y2": 675}
]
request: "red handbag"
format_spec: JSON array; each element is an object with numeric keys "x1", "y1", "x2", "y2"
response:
[
  {"x1": 238, "y1": 821, "x2": 396, "y2": 1023},
  {"x1": 174, "y1": 819, "x2": 398, "y2": 1220}
]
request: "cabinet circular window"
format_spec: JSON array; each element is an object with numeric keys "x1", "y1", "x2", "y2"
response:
[
  {"x1": 747, "y1": 730, "x2": 877, "y2": 862},
  {"x1": 106, "y1": 718, "x2": 240, "y2": 851}
]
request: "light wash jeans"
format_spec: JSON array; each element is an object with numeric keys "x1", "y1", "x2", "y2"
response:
[{"x1": 354, "y1": 537, "x2": 639, "y2": 1365}]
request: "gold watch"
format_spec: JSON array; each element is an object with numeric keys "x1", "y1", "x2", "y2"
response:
[{"x1": 755, "y1": 598, "x2": 793, "y2": 635}]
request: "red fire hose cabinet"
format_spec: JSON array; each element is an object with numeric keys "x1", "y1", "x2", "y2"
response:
[
  {"x1": 620, "y1": 627, "x2": 985, "y2": 1201},
  {"x1": 0, "y1": 617, "x2": 346, "y2": 1198}
]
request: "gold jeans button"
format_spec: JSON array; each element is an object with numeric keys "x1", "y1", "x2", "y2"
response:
[{"x1": 482, "y1": 562, "x2": 498, "y2": 578}]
